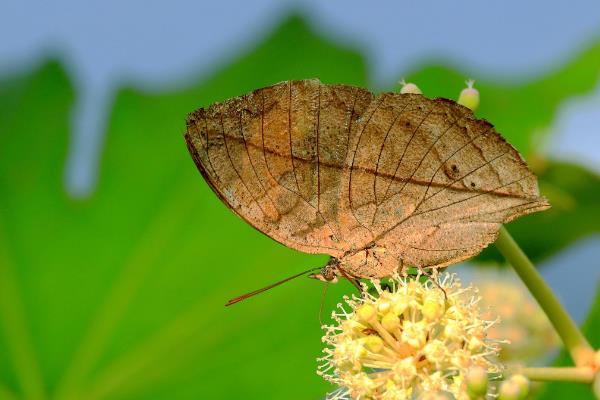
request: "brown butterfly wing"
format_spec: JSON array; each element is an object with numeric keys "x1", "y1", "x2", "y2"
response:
[
  {"x1": 345, "y1": 93, "x2": 550, "y2": 271},
  {"x1": 185, "y1": 79, "x2": 373, "y2": 257},
  {"x1": 186, "y1": 79, "x2": 549, "y2": 274}
]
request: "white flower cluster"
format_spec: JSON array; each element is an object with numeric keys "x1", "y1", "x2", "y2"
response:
[
  {"x1": 477, "y1": 277, "x2": 559, "y2": 364},
  {"x1": 318, "y1": 273, "x2": 502, "y2": 399}
]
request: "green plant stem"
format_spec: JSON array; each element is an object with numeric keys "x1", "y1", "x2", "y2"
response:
[
  {"x1": 515, "y1": 367, "x2": 595, "y2": 383},
  {"x1": 495, "y1": 226, "x2": 593, "y2": 366}
]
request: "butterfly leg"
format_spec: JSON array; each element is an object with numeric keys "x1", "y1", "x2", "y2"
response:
[
  {"x1": 319, "y1": 282, "x2": 330, "y2": 327},
  {"x1": 398, "y1": 259, "x2": 409, "y2": 277},
  {"x1": 420, "y1": 267, "x2": 447, "y2": 301},
  {"x1": 337, "y1": 265, "x2": 363, "y2": 294}
]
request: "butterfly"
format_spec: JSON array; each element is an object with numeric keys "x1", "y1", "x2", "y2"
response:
[{"x1": 184, "y1": 79, "x2": 549, "y2": 303}]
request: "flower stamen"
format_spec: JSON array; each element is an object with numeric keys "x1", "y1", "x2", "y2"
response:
[{"x1": 320, "y1": 272, "x2": 502, "y2": 399}]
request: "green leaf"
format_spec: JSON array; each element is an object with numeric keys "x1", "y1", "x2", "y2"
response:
[
  {"x1": 536, "y1": 284, "x2": 600, "y2": 400},
  {"x1": 1, "y1": 13, "x2": 600, "y2": 400},
  {"x1": 0, "y1": 15, "x2": 364, "y2": 400},
  {"x1": 400, "y1": 38, "x2": 600, "y2": 157}
]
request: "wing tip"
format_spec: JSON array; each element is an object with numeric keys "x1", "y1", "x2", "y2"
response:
[{"x1": 503, "y1": 196, "x2": 551, "y2": 225}]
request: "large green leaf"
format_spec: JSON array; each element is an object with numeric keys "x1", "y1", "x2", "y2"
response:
[
  {"x1": 1, "y1": 14, "x2": 600, "y2": 400},
  {"x1": 399, "y1": 38, "x2": 600, "y2": 157},
  {"x1": 0, "y1": 15, "x2": 365, "y2": 400}
]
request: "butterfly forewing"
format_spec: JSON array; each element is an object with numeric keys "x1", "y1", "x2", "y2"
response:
[
  {"x1": 185, "y1": 79, "x2": 373, "y2": 256},
  {"x1": 185, "y1": 79, "x2": 549, "y2": 276}
]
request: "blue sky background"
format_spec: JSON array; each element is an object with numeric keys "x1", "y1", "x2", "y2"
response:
[
  {"x1": 1, "y1": 0, "x2": 599, "y2": 320},
  {"x1": 2, "y1": 0, "x2": 600, "y2": 193}
]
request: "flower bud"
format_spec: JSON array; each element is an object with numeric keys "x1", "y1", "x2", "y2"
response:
[
  {"x1": 363, "y1": 335, "x2": 384, "y2": 353},
  {"x1": 465, "y1": 366, "x2": 488, "y2": 398},
  {"x1": 378, "y1": 299, "x2": 392, "y2": 313},
  {"x1": 458, "y1": 80, "x2": 480, "y2": 111},
  {"x1": 393, "y1": 296, "x2": 409, "y2": 315},
  {"x1": 468, "y1": 336, "x2": 484, "y2": 352},
  {"x1": 498, "y1": 380, "x2": 520, "y2": 400},
  {"x1": 510, "y1": 374, "x2": 530, "y2": 399},
  {"x1": 357, "y1": 304, "x2": 376, "y2": 323},
  {"x1": 499, "y1": 374, "x2": 529, "y2": 400},
  {"x1": 423, "y1": 299, "x2": 443, "y2": 321},
  {"x1": 382, "y1": 312, "x2": 400, "y2": 331},
  {"x1": 399, "y1": 79, "x2": 423, "y2": 95}
]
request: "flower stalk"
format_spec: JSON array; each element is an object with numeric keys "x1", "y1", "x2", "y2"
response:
[
  {"x1": 514, "y1": 367, "x2": 595, "y2": 383},
  {"x1": 495, "y1": 226, "x2": 594, "y2": 367}
]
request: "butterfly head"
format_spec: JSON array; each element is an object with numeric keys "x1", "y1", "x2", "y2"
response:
[{"x1": 308, "y1": 258, "x2": 340, "y2": 283}]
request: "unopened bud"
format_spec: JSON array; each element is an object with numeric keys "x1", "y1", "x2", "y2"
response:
[
  {"x1": 468, "y1": 336, "x2": 484, "y2": 352},
  {"x1": 378, "y1": 299, "x2": 391, "y2": 313},
  {"x1": 499, "y1": 374, "x2": 530, "y2": 400},
  {"x1": 510, "y1": 375, "x2": 530, "y2": 399},
  {"x1": 393, "y1": 297, "x2": 409, "y2": 315},
  {"x1": 465, "y1": 366, "x2": 488, "y2": 398},
  {"x1": 357, "y1": 304, "x2": 376, "y2": 322},
  {"x1": 423, "y1": 300, "x2": 443, "y2": 321},
  {"x1": 399, "y1": 79, "x2": 423, "y2": 95},
  {"x1": 363, "y1": 335, "x2": 384, "y2": 353},
  {"x1": 458, "y1": 79, "x2": 480, "y2": 111},
  {"x1": 498, "y1": 380, "x2": 520, "y2": 400},
  {"x1": 382, "y1": 312, "x2": 400, "y2": 331}
]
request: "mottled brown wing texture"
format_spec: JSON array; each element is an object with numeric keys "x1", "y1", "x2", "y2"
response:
[
  {"x1": 185, "y1": 79, "x2": 549, "y2": 272},
  {"x1": 185, "y1": 79, "x2": 373, "y2": 256},
  {"x1": 346, "y1": 93, "x2": 550, "y2": 270}
]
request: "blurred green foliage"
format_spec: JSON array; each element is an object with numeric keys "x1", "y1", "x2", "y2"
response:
[
  {"x1": 537, "y1": 285, "x2": 600, "y2": 400},
  {"x1": 400, "y1": 37, "x2": 600, "y2": 158},
  {"x1": 477, "y1": 160, "x2": 600, "y2": 263},
  {"x1": 0, "y1": 14, "x2": 599, "y2": 400}
]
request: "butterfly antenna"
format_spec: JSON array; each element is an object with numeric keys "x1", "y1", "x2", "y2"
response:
[
  {"x1": 319, "y1": 282, "x2": 330, "y2": 327},
  {"x1": 225, "y1": 267, "x2": 322, "y2": 306}
]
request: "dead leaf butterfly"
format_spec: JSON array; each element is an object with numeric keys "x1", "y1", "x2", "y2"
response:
[{"x1": 184, "y1": 79, "x2": 549, "y2": 304}]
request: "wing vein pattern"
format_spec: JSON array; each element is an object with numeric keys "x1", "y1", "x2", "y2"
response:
[{"x1": 185, "y1": 79, "x2": 549, "y2": 276}]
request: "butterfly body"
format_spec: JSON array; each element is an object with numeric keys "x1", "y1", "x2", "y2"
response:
[{"x1": 185, "y1": 79, "x2": 549, "y2": 281}]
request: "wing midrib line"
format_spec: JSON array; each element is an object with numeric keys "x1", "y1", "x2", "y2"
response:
[{"x1": 208, "y1": 127, "x2": 535, "y2": 202}]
